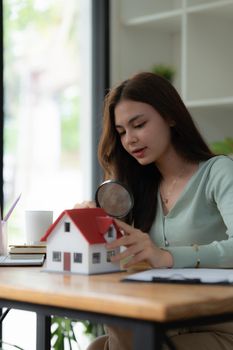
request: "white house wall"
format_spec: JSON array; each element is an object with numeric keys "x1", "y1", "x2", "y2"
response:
[
  {"x1": 46, "y1": 215, "x2": 89, "y2": 273},
  {"x1": 88, "y1": 244, "x2": 121, "y2": 274}
]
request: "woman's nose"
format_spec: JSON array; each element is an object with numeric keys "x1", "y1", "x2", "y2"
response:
[{"x1": 125, "y1": 131, "x2": 137, "y2": 145}]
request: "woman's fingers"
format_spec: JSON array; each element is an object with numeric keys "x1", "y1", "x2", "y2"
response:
[
  {"x1": 73, "y1": 201, "x2": 96, "y2": 209},
  {"x1": 114, "y1": 219, "x2": 137, "y2": 234},
  {"x1": 106, "y1": 230, "x2": 145, "y2": 250},
  {"x1": 110, "y1": 241, "x2": 143, "y2": 262},
  {"x1": 123, "y1": 251, "x2": 148, "y2": 268}
]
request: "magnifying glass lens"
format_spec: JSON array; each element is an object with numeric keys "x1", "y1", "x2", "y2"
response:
[{"x1": 95, "y1": 181, "x2": 133, "y2": 218}]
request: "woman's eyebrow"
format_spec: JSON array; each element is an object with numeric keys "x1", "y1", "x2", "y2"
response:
[{"x1": 115, "y1": 114, "x2": 144, "y2": 128}]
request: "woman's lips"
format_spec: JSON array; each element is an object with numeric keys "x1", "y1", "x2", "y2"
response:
[{"x1": 132, "y1": 147, "x2": 146, "y2": 158}]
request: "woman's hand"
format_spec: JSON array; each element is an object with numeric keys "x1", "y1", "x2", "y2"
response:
[
  {"x1": 106, "y1": 219, "x2": 173, "y2": 268},
  {"x1": 73, "y1": 201, "x2": 96, "y2": 209}
]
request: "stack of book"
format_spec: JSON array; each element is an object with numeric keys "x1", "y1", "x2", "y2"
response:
[{"x1": 9, "y1": 244, "x2": 46, "y2": 255}]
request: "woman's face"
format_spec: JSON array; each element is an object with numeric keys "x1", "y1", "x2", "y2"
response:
[{"x1": 114, "y1": 100, "x2": 174, "y2": 165}]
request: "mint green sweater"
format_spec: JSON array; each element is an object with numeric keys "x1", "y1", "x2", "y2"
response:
[{"x1": 150, "y1": 156, "x2": 233, "y2": 268}]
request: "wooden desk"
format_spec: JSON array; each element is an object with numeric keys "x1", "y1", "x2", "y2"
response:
[{"x1": 1, "y1": 267, "x2": 233, "y2": 349}]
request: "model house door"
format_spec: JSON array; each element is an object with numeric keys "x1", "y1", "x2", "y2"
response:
[{"x1": 63, "y1": 252, "x2": 71, "y2": 271}]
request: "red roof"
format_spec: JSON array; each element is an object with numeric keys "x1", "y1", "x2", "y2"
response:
[{"x1": 41, "y1": 208, "x2": 122, "y2": 244}]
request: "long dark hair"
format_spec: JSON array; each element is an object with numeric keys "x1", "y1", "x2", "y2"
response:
[{"x1": 98, "y1": 72, "x2": 214, "y2": 232}]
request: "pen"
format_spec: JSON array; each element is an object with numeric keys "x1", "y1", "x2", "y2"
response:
[{"x1": 3, "y1": 193, "x2": 21, "y2": 222}]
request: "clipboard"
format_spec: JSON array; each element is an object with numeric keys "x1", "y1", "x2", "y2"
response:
[{"x1": 123, "y1": 268, "x2": 233, "y2": 285}]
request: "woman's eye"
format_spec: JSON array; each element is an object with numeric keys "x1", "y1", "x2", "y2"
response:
[
  {"x1": 135, "y1": 122, "x2": 145, "y2": 129},
  {"x1": 118, "y1": 130, "x2": 125, "y2": 137}
]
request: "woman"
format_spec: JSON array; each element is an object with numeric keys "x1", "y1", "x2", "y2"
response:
[{"x1": 77, "y1": 72, "x2": 233, "y2": 349}]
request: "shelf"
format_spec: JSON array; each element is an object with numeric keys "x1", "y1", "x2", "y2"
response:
[
  {"x1": 111, "y1": 0, "x2": 233, "y2": 143},
  {"x1": 120, "y1": 0, "x2": 183, "y2": 24},
  {"x1": 186, "y1": 4, "x2": 233, "y2": 101},
  {"x1": 124, "y1": 11, "x2": 182, "y2": 32},
  {"x1": 186, "y1": 97, "x2": 233, "y2": 109},
  {"x1": 190, "y1": 107, "x2": 233, "y2": 142},
  {"x1": 187, "y1": 0, "x2": 233, "y2": 14},
  {"x1": 111, "y1": 0, "x2": 182, "y2": 93},
  {"x1": 113, "y1": 27, "x2": 182, "y2": 94}
]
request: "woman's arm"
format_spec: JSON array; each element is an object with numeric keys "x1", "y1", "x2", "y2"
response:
[
  {"x1": 73, "y1": 201, "x2": 96, "y2": 209},
  {"x1": 165, "y1": 157, "x2": 233, "y2": 268}
]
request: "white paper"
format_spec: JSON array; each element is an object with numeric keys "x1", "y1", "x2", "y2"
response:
[{"x1": 124, "y1": 268, "x2": 233, "y2": 284}]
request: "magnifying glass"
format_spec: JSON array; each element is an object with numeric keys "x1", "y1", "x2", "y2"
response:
[{"x1": 95, "y1": 180, "x2": 134, "y2": 218}]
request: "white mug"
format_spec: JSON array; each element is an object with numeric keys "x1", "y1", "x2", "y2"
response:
[{"x1": 25, "y1": 210, "x2": 53, "y2": 245}]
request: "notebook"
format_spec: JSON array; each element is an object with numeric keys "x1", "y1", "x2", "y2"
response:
[
  {"x1": 9, "y1": 244, "x2": 46, "y2": 254},
  {"x1": 0, "y1": 254, "x2": 45, "y2": 266},
  {"x1": 0, "y1": 195, "x2": 45, "y2": 266}
]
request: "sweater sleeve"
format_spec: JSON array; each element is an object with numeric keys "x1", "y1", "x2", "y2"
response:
[{"x1": 166, "y1": 157, "x2": 233, "y2": 268}]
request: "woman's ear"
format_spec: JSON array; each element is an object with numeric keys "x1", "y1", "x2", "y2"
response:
[
  {"x1": 169, "y1": 120, "x2": 176, "y2": 127},
  {"x1": 165, "y1": 116, "x2": 176, "y2": 127}
]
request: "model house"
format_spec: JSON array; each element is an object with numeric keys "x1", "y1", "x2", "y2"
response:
[{"x1": 41, "y1": 208, "x2": 123, "y2": 274}]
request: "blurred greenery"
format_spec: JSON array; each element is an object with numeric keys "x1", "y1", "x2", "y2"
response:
[
  {"x1": 3, "y1": 0, "x2": 59, "y2": 128},
  {"x1": 82, "y1": 320, "x2": 105, "y2": 339},
  {"x1": 51, "y1": 317, "x2": 79, "y2": 350},
  {"x1": 4, "y1": 0, "x2": 80, "y2": 155},
  {"x1": 51, "y1": 317, "x2": 105, "y2": 350},
  {"x1": 3, "y1": 122, "x2": 18, "y2": 153},
  {"x1": 4, "y1": 0, "x2": 62, "y2": 38},
  {"x1": 60, "y1": 93, "x2": 80, "y2": 152},
  {"x1": 210, "y1": 137, "x2": 233, "y2": 155},
  {"x1": 151, "y1": 64, "x2": 175, "y2": 83}
]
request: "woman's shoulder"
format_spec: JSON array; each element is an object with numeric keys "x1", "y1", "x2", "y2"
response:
[
  {"x1": 197, "y1": 156, "x2": 233, "y2": 199},
  {"x1": 201, "y1": 155, "x2": 233, "y2": 173},
  {"x1": 201, "y1": 156, "x2": 233, "y2": 189}
]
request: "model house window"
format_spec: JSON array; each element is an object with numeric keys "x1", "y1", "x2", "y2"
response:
[
  {"x1": 74, "y1": 253, "x2": 82, "y2": 263},
  {"x1": 64, "y1": 222, "x2": 70, "y2": 232},
  {"x1": 92, "y1": 252, "x2": 101, "y2": 264},
  {"x1": 106, "y1": 250, "x2": 115, "y2": 262},
  {"x1": 52, "y1": 251, "x2": 61, "y2": 262},
  {"x1": 107, "y1": 226, "x2": 114, "y2": 238}
]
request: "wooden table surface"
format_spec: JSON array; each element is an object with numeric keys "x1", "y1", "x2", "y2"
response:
[{"x1": 0, "y1": 266, "x2": 233, "y2": 322}]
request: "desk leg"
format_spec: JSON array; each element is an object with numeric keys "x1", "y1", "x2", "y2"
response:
[
  {"x1": 36, "y1": 314, "x2": 51, "y2": 350},
  {"x1": 0, "y1": 308, "x2": 2, "y2": 341},
  {"x1": 133, "y1": 322, "x2": 162, "y2": 350}
]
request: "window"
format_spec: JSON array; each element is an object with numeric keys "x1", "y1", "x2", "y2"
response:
[
  {"x1": 52, "y1": 251, "x2": 61, "y2": 262},
  {"x1": 73, "y1": 252, "x2": 82, "y2": 263},
  {"x1": 107, "y1": 226, "x2": 114, "y2": 238},
  {"x1": 106, "y1": 250, "x2": 115, "y2": 262},
  {"x1": 3, "y1": 0, "x2": 92, "y2": 246},
  {"x1": 1, "y1": 1, "x2": 106, "y2": 349},
  {"x1": 92, "y1": 252, "x2": 101, "y2": 264},
  {"x1": 64, "y1": 222, "x2": 70, "y2": 232}
]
